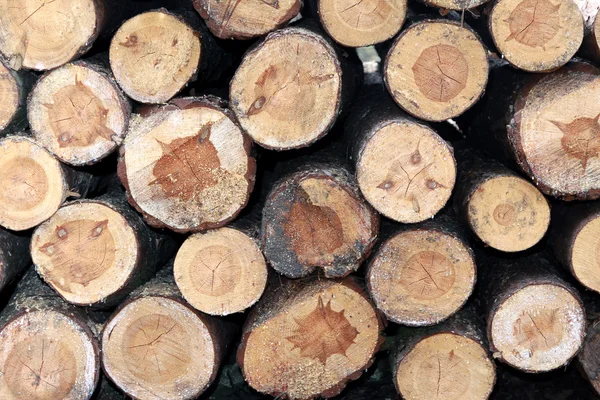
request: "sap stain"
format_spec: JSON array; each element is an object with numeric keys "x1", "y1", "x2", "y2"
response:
[
  {"x1": 513, "y1": 308, "x2": 562, "y2": 353},
  {"x1": 412, "y1": 44, "x2": 468, "y2": 103},
  {"x1": 504, "y1": 0, "x2": 560, "y2": 49},
  {"x1": 551, "y1": 113, "x2": 600, "y2": 170}
]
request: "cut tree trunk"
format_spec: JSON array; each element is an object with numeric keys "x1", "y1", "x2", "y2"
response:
[
  {"x1": 489, "y1": 0, "x2": 584, "y2": 72},
  {"x1": 454, "y1": 148, "x2": 550, "y2": 252},
  {"x1": 261, "y1": 163, "x2": 379, "y2": 278},
  {"x1": 580, "y1": 3, "x2": 600, "y2": 63},
  {"x1": 101, "y1": 267, "x2": 233, "y2": 400},
  {"x1": 577, "y1": 292, "x2": 600, "y2": 396},
  {"x1": 469, "y1": 62, "x2": 600, "y2": 200},
  {"x1": 418, "y1": 0, "x2": 489, "y2": 10},
  {"x1": 0, "y1": 227, "x2": 30, "y2": 293},
  {"x1": 237, "y1": 276, "x2": 385, "y2": 399},
  {"x1": 0, "y1": 61, "x2": 35, "y2": 136},
  {"x1": 192, "y1": 0, "x2": 302, "y2": 40},
  {"x1": 118, "y1": 96, "x2": 255, "y2": 233},
  {"x1": 28, "y1": 57, "x2": 131, "y2": 166},
  {"x1": 550, "y1": 201, "x2": 600, "y2": 294},
  {"x1": 367, "y1": 216, "x2": 476, "y2": 326},
  {"x1": 174, "y1": 226, "x2": 268, "y2": 316},
  {"x1": 229, "y1": 22, "x2": 361, "y2": 150},
  {"x1": 347, "y1": 87, "x2": 456, "y2": 223},
  {"x1": 0, "y1": 267, "x2": 100, "y2": 400},
  {"x1": 0, "y1": 135, "x2": 104, "y2": 231},
  {"x1": 0, "y1": 0, "x2": 105, "y2": 71},
  {"x1": 392, "y1": 304, "x2": 496, "y2": 400},
  {"x1": 477, "y1": 252, "x2": 586, "y2": 373},
  {"x1": 30, "y1": 193, "x2": 176, "y2": 308},
  {"x1": 309, "y1": 0, "x2": 407, "y2": 47},
  {"x1": 384, "y1": 19, "x2": 489, "y2": 122}
]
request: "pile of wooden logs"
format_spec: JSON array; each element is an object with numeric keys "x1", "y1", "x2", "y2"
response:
[{"x1": 2, "y1": 0, "x2": 600, "y2": 399}]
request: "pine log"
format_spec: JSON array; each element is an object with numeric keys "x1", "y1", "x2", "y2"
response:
[
  {"x1": 367, "y1": 216, "x2": 476, "y2": 326},
  {"x1": 550, "y1": 201, "x2": 600, "y2": 293},
  {"x1": 229, "y1": 23, "x2": 361, "y2": 150},
  {"x1": 237, "y1": 276, "x2": 385, "y2": 399},
  {"x1": 454, "y1": 148, "x2": 550, "y2": 252},
  {"x1": 118, "y1": 96, "x2": 256, "y2": 233},
  {"x1": 489, "y1": 0, "x2": 584, "y2": 72},
  {"x1": 0, "y1": 0, "x2": 105, "y2": 71},
  {"x1": 392, "y1": 305, "x2": 496, "y2": 400},
  {"x1": 0, "y1": 60, "x2": 35, "y2": 136},
  {"x1": 30, "y1": 193, "x2": 176, "y2": 308},
  {"x1": 580, "y1": 3, "x2": 600, "y2": 63},
  {"x1": 477, "y1": 252, "x2": 586, "y2": 373},
  {"x1": 419, "y1": 0, "x2": 489, "y2": 10},
  {"x1": 174, "y1": 226, "x2": 268, "y2": 316},
  {"x1": 469, "y1": 62, "x2": 600, "y2": 200},
  {"x1": 0, "y1": 268, "x2": 100, "y2": 399},
  {"x1": 0, "y1": 135, "x2": 104, "y2": 231},
  {"x1": 577, "y1": 291, "x2": 600, "y2": 395},
  {"x1": 0, "y1": 227, "x2": 30, "y2": 293},
  {"x1": 28, "y1": 57, "x2": 130, "y2": 166},
  {"x1": 347, "y1": 87, "x2": 456, "y2": 223},
  {"x1": 193, "y1": 0, "x2": 301, "y2": 40},
  {"x1": 384, "y1": 19, "x2": 489, "y2": 122},
  {"x1": 310, "y1": 0, "x2": 407, "y2": 47},
  {"x1": 261, "y1": 163, "x2": 379, "y2": 278},
  {"x1": 101, "y1": 267, "x2": 233, "y2": 400}
]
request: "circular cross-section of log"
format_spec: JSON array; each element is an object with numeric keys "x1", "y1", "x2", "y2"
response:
[
  {"x1": 318, "y1": 0, "x2": 407, "y2": 47},
  {"x1": 0, "y1": 0, "x2": 102, "y2": 71},
  {"x1": 356, "y1": 120, "x2": 456, "y2": 223},
  {"x1": 489, "y1": 284, "x2": 585, "y2": 372},
  {"x1": 395, "y1": 332, "x2": 495, "y2": 400},
  {"x1": 0, "y1": 310, "x2": 98, "y2": 400},
  {"x1": 367, "y1": 229, "x2": 476, "y2": 326},
  {"x1": 31, "y1": 202, "x2": 139, "y2": 306},
  {"x1": 110, "y1": 11, "x2": 201, "y2": 104},
  {"x1": 0, "y1": 136, "x2": 67, "y2": 231},
  {"x1": 119, "y1": 97, "x2": 255, "y2": 233},
  {"x1": 102, "y1": 296, "x2": 218, "y2": 400},
  {"x1": 569, "y1": 215, "x2": 600, "y2": 292},
  {"x1": 193, "y1": 0, "x2": 301, "y2": 40},
  {"x1": 262, "y1": 167, "x2": 379, "y2": 278},
  {"x1": 489, "y1": 0, "x2": 584, "y2": 72},
  {"x1": 384, "y1": 20, "x2": 488, "y2": 122},
  {"x1": 0, "y1": 63, "x2": 19, "y2": 131},
  {"x1": 239, "y1": 279, "x2": 383, "y2": 399},
  {"x1": 230, "y1": 27, "x2": 342, "y2": 150},
  {"x1": 174, "y1": 227, "x2": 268, "y2": 316},
  {"x1": 420, "y1": 0, "x2": 489, "y2": 10},
  {"x1": 29, "y1": 62, "x2": 129, "y2": 166},
  {"x1": 466, "y1": 175, "x2": 550, "y2": 252}
]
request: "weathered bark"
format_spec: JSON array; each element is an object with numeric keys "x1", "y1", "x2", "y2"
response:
[
  {"x1": 0, "y1": 60, "x2": 35, "y2": 136},
  {"x1": 0, "y1": 227, "x2": 30, "y2": 293},
  {"x1": 419, "y1": 0, "x2": 490, "y2": 10},
  {"x1": 579, "y1": 2, "x2": 600, "y2": 63},
  {"x1": 577, "y1": 290, "x2": 600, "y2": 396}
]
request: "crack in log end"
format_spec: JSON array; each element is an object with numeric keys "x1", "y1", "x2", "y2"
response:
[
  {"x1": 400, "y1": 251, "x2": 456, "y2": 300},
  {"x1": 286, "y1": 296, "x2": 358, "y2": 364},
  {"x1": 335, "y1": 0, "x2": 393, "y2": 30},
  {"x1": 190, "y1": 244, "x2": 242, "y2": 297},
  {"x1": 504, "y1": 0, "x2": 561, "y2": 49},
  {"x1": 415, "y1": 349, "x2": 470, "y2": 400},
  {"x1": 551, "y1": 113, "x2": 600, "y2": 171},
  {"x1": 493, "y1": 203, "x2": 517, "y2": 226},
  {"x1": 412, "y1": 44, "x2": 468, "y2": 103},
  {"x1": 0, "y1": 156, "x2": 48, "y2": 213},
  {"x1": 513, "y1": 308, "x2": 562, "y2": 354}
]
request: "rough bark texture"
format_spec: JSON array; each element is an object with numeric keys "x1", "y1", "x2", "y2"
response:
[
  {"x1": 577, "y1": 290, "x2": 600, "y2": 396},
  {"x1": 0, "y1": 228, "x2": 30, "y2": 294},
  {"x1": 0, "y1": 60, "x2": 36, "y2": 136}
]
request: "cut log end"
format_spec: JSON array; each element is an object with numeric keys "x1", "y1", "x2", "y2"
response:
[
  {"x1": 318, "y1": 0, "x2": 407, "y2": 47},
  {"x1": 230, "y1": 28, "x2": 342, "y2": 150},
  {"x1": 490, "y1": 0, "x2": 584, "y2": 72},
  {"x1": 0, "y1": 0, "x2": 101, "y2": 71},
  {"x1": 356, "y1": 121, "x2": 456, "y2": 223},
  {"x1": 193, "y1": 0, "x2": 301, "y2": 40},
  {"x1": 263, "y1": 169, "x2": 379, "y2": 278},
  {"x1": 490, "y1": 284, "x2": 585, "y2": 372},
  {"x1": 395, "y1": 333, "x2": 496, "y2": 400},
  {"x1": 422, "y1": 0, "x2": 489, "y2": 10},
  {"x1": 120, "y1": 98, "x2": 255, "y2": 233},
  {"x1": 29, "y1": 62, "x2": 129, "y2": 166},
  {"x1": 0, "y1": 310, "x2": 98, "y2": 400},
  {"x1": 467, "y1": 175, "x2": 550, "y2": 252},
  {"x1": 31, "y1": 202, "x2": 140, "y2": 306},
  {"x1": 239, "y1": 279, "x2": 383, "y2": 399},
  {"x1": 384, "y1": 20, "x2": 488, "y2": 122},
  {"x1": 368, "y1": 229, "x2": 475, "y2": 326},
  {"x1": 569, "y1": 214, "x2": 600, "y2": 292},
  {"x1": 102, "y1": 296, "x2": 217, "y2": 400},
  {"x1": 110, "y1": 11, "x2": 201, "y2": 103},
  {"x1": 0, "y1": 63, "x2": 19, "y2": 131},
  {"x1": 174, "y1": 227, "x2": 268, "y2": 316},
  {"x1": 0, "y1": 136, "x2": 66, "y2": 231}
]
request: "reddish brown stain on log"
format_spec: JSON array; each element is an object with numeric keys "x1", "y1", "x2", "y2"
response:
[
  {"x1": 120, "y1": 34, "x2": 138, "y2": 47},
  {"x1": 150, "y1": 123, "x2": 221, "y2": 202},
  {"x1": 504, "y1": 0, "x2": 560, "y2": 49},
  {"x1": 286, "y1": 296, "x2": 358, "y2": 364},
  {"x1": 412, "y1": 44, "x2": 468, "y2": 103},
  {"x1": 513, "y1": 308, "x2": 562, "y2": 353},
  {"x1": 552, "y1": 113, "x2": 600, "y2": 170}
]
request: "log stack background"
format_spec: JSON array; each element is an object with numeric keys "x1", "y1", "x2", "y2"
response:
[{"x1": 1, "y1": 0, "x2": 600, "y2": 399}]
